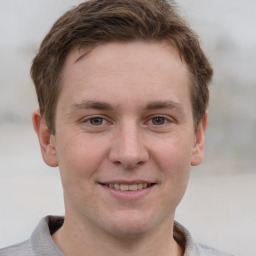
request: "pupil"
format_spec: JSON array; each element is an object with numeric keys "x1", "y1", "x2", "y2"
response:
[
  {"x1": 90, "y1": 117, "x2": 103, "y2": 125},
  {"x1": 152, "y1": 117, "x2": 165, "y2": 125}
]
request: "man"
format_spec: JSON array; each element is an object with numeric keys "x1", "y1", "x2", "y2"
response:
[{"x1": 0, "y1": 0, "x2": 233, "y2": 255}]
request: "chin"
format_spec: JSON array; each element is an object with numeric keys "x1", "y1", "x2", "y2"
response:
[{"x1": 103, "y1": 211, "x2": 158, "y2": 238}]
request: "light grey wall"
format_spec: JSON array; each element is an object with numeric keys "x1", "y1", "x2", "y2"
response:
[
  {"x1": 0, "y1": 0, "x2": 83, "y2": 122},
  {"x1": 180, "y1": 0, "x2": 256, "y2": 174},
  {"x1": 0, "y1": 0, "x2": 255, "y2": 172},
  {"x1": 0, "y1": 1, "x2": 255, "y2": 255}
]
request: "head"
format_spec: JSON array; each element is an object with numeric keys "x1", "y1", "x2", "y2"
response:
[
  {"x1": 31, "y1": 1, "x2": 213, "y2": 248},
  {"x1": 31, "y1": 0, "x2": 213, "y2": 135}
]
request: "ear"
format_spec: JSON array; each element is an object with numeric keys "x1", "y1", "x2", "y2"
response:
[
  {"x1": 191, "y1": 113, "x2": 208, "y2": 166},
  {"x1": 32, "y1": 108, "x2": 58, "y2": 167}
]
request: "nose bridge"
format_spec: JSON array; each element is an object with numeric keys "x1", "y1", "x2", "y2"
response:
[{"x1": 109, "y1": 119, "x2": 148, "y2": 168}]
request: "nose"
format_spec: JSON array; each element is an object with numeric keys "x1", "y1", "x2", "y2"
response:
[{"x1": 109, "y1": 122, "x2": 149, "y2": 169}]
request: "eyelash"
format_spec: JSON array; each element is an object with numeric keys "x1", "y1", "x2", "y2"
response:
[
  {"x1": 82, "y1": 116, "x2": 110, "y2": 126},
  {"x1": 82, "y1": 115, "x2": 172, "y2": 127},
  {"x1": 147, "y1": 116, "x2": 171, "y2": 126}
]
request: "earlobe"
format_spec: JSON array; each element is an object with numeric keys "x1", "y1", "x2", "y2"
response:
[
  {"x1": 191, "y1": 113, "x2": 208, "y2": 166},
  {"x1": 32, "y1": 108, "x2": 58, "y2": 167}
]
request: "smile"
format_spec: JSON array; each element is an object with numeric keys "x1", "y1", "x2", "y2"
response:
[
  {"x1": 99, "y1": 182, "x2": 156, "y2": 201},
  {"x1": 103, "y1": 183, "x2": 154, "y2": 191}
]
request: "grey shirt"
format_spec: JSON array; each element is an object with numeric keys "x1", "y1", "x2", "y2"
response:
[{"x1": 0, "y1": 216, "x2": 233, "y2": 256}]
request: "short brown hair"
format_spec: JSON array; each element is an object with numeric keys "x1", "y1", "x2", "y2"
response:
[{"x1": 31, "y1": 0, "x2": 213, "y2": 134}]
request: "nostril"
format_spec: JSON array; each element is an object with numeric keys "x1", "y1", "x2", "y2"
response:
[
  {"x1": 110, "y1": 155, "x2": 146, "y2": 169},
  {"x1": 123, "y1": 160, "x2": 145, "y2": 169}
]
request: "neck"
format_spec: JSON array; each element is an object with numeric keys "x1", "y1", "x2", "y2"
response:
[{"x1": 52, "y1": 215, "x2": 184, "y2": 256}]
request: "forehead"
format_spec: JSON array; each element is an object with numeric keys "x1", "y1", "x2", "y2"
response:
[
  {"x1": 64, "y1": 41, "x2": 187, "y2": 75},
  {"x1": 59, "y1": 41, "x2": 191, "y2": 110}
]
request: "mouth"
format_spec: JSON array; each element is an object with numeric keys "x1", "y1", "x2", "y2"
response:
[{"x1": 99, "y1": 183, "x2": 155, "y2": 191}]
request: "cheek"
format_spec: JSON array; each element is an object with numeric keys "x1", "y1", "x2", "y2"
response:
[
  {"x1": 55, "y1": 134, "x2": 107, "y2": 183},
  {"x1": 153, "y1": 133, "x2": 194, "y2": 170},
  {"x1": 152, "y1": 135, "x2": 193, "y2": 197},
  {"x1": 55, "y1": 136, "x2": 107, "y2": 209}
]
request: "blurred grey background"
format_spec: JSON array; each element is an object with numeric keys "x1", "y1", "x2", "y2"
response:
[{"x1": 0, "y1": 1, "x2": 255, "y2": 255}]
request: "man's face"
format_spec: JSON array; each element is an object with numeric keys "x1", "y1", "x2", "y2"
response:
[{"x1": 42, "y1": 41, "x2": 206, "y2": 237}]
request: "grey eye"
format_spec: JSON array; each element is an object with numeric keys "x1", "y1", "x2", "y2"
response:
[
  {"x1": 89, "y1": 117, "x2": 103, "y2": 125},
  {"x1": 152, "y1": 117, "x2": 166, "y2": 125}
]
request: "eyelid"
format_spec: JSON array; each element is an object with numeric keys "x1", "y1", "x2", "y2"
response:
[
  {"x1": 81, "y1": 115, "x2": 112, "y2": 126},
  {"x1": 145, "y1": 114, "x2": 175, "y2": 127}
]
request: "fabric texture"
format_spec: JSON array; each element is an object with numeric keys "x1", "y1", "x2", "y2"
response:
[{"x1": 0, "y1": 216, "x2": 233, "y2": 256}]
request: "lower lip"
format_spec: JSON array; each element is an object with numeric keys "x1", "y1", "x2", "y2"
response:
[{"x1": 100, "y1": 184, "x2": 155, "y2": 201}]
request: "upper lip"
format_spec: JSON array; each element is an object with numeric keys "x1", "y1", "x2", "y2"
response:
[{"x1": 99, "y1": 180, "x2": 155, "y2": 185}]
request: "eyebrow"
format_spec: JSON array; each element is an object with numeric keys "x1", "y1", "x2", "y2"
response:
[
  {"x1": 145, "y1": 100, "x2": 184, "y2": 112},
  {"x1": 69, "y1": 100, "x2": 185, "y2": 113},
  {"x1": 69, "y1": 101, "x2": 114, "y2": 113}
]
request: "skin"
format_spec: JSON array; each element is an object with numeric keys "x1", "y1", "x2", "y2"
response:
[{"x1": 33, "y1": 41, "x2": 207, "y2": 256}]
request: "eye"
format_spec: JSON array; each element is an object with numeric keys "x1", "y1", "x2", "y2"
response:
[
  {"x1": 80, "y1": 115, "x2": 112, "y2": 132},
  {"x1": 88, "y1": 117, "x2": 104, "y2": 126},
  {"x1": 151, "y1": 116, "x2": 168, "y2": 125},
  {"x1": 82, "y1": 116, "x2": 109, "y2": 127}
]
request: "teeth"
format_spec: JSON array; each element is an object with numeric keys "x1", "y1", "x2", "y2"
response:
[
  {"x1": 128, "y1": 184, "x2": 138, "y2": 191},
  {"x1": 114, "y1": 184, "x2": 119, "y2": 189},
  {"x1": 137, "y1": 184, "x2": 143, "y2": 189},
  {"x1": 120, "y1": 184, "x2": 128, "y2": 191},
  {"x1": 106, "y1": 183, "x2": 151, "y2": 191}
]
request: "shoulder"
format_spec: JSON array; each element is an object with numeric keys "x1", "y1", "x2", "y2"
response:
[
  {"x1": 0, "y1": 216, "x2": 64, "y2": 256},
  {"x1": 0, "y1": 240, "x2": 33, "y2": 256},
  {"x1": 174, "y1": 221, "x2": 234, "y2": 256},
  {"x1": 198, "y1": 243, "x2": 234, "y2": 256}
]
